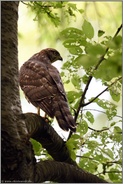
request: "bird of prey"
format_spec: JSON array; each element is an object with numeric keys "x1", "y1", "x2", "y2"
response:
[{"x1": 19, "y1": 48, "x2": 76, "y2": 132}]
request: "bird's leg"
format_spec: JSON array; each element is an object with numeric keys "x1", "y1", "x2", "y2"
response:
[
  {"x1": 44, "y1": 113, "x2": 49, "y2": 123},
  {"x1": 37, "y1": 109, "x2": 50, "y2": 123},
  {"x1": 37, "y1": 107, "x2": 40, "y2": 116},
  {"x1": 43, "y1": 113, "x2": 52, "y2": 124}
]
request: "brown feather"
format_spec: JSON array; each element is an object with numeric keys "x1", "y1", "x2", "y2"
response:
[{"x1": 19, "y1": 48, "x2": 76, "y2": 132}]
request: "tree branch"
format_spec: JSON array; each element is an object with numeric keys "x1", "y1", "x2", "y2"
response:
[
  {"x1": 83, "y1": 76, "x2": 122, "y2": 106},
  {"x1": 97, "y1": 170, "x2": 122, "y2": 175},
  {"x1": 35, "y1": 160, "x2": 108, "y2": 183},
  {"x1": 22, "y1": 113, "x2": 77, "y2": 166},
  {"x1": 23, "y1": 113, "x2": 108, "y2": 183},
  {"x1": 74, "y1": 24, "x2": 122, "y2": 122},
  {"x1": 88, "y1": 126, "x2": 109, "y2": 132}
]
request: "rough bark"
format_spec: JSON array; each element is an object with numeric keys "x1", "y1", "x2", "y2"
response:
[
  {"x1": 35, "y1": 160, "x2": 108, "y2": 183},
  {"x1": 1, "y1": 2, "x2": 35, "y2": 182},
  {"x1": 23, "y1": 113, "x2": 77, "y2": 166}
]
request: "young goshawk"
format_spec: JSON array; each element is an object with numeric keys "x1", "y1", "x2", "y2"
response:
[{"x1": 19, "y1": 48, "x2": 76, "y2": 132}]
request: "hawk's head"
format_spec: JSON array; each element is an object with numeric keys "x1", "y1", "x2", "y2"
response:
[{"x1": 40, "y1": 48, "x2": 63, "y2": 63}]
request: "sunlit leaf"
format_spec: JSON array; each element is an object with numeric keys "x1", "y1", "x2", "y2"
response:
[
  {"x1": 67, "y1": 90, "x2": 82, "y2": 103},
  {"x1": 77, "y1": 120, "x2": 88, "y2": 135},
  {"x1": 93, "y1": 98, "x2": 117, "y2": 120},
  {"x1": 108, "y1": 168, "x2": 122, "y2": 181},
  {"x1": 82, "y1": 20, "x2": 94, "y2": 39},
  {"x1": 114, "y1": 126, "x2": 122, "y2": 133},
  {"x1": 61, "y1": 27, "x2": 84, "y2": 39},
  {"x1": 102, "y1": 148, "x2": 113, "y2": 159},
  {"x1": 30, "y1": 138, "x2": 42, "y2": 156},
  {"x1": 85, "y1": 111, "x2": 94, "y2": 124},
  {"x1": 68, "y1": 46, "x2": 83, "y2": 55}
]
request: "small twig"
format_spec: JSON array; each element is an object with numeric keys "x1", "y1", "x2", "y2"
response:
[
  {"x1": 76, "y1": 155, "x2": 93, "y2": 160},
  {"x1": 113, "y1": 24, "x2": 122, "y2": 39},
  {"x1": 97, "y1": 170, "x2": 122, "y2": 175},
  {"x1": 103, "y1": 160, "x2": 121, "y2": 166},
  {"x1": 88, "y1": 126, "x2": 109, "y2": 132},
  {"x1": 21, "y1": 1, "x2": 28, "y2": 5},
  {"x1": 83, "y1": 76, "x2": 122, "y2": 106},
  {"x1": 82, "y1": 108, "x2": 122, "y2": 118}
]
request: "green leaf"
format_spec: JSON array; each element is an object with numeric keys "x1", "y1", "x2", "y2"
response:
[
  {"x1": 108, "y1": 35, "x2": 122, "y2": 49},
  {"x1": 77, "y1": 120, "x2": 88, "y2": 135},
  {"x1": 61, "y1": 27, "x2": 84, "y2": 39},
  {"x1": 108, "y1": 78, "x2": 122, "y2": 102},
  {"x1": 85, "y1": 111, "x2": 94, "y2": 124},
  {"x1": 74, "y1": 97, "x2": 81, "y2": 109},
  {"x1": 66, "y1": 141, "x2": 76, "y2": 160},
  {"x1": 85, "y1": 43, "x2": 105, "y2": 56},
  {"x1": 93, "y1": 153, "x2": 104, "y2": 162},
  {"x1": 94, "y1": 50, "x2": 122, "y2": 81},
  {"x1": 67, "y1": 46, "x2": 83, "y2": 55},
  {"x1": 87, "y1": 140, "x2": 100, "y2": 149},
  {"x1": 82, "y1": 20, "x2": 94, "y2": 39},
  {"x1": 114, "y1": 126, "x2": 122, "y2": 133},
  {"x1": 82, "y1": 74, "x2": 89, "y2": 84},
  {"x1": 78, "y1": 9, "x2": 84, "y2": 14},
  {"x1": 68, "y1": 3, "x2": 77, "y2": 10},
  {"x1": 74, "y1": 54, "x2": 97, "y2": 70},
  {"x1": 94, "y1": 98, "x2": 117, "y2": 120},
  {"x1": 67, "y1": 90, "x2": 82, "y2": 104},
  {"x1": 102, "y1": 148, "x2": 114, "y2": 159},
  {"x1": 30, "y1": 139, "x2": 42, "y2": 156},
  {"x1": 114, "y1": 35, "x2": 122, "y2": 47},
  {"x1": 101, "y1": 131, "x2": 109, "y2": 144},
  {"x1": 63, "y1": 38, "x2": 80, "y2": 48},
  {"x1": 71, "y1": 74, "x2": 81, "y2": 89},
  {"x1": 110, "y1": 127, "x2": 122, "y2": 143},
  {"x1": 71, "y1": 134, "x2": 80, "y2": 139},
  {"x1": 62, "y1": 60, "x2": 71, "y2": 70},
  {"x1": 110, "y1": 90, "x2": 121, "y2": 102},
  {"x1": 79, "y1": 159, "x2": 98, "y2": 173},
  {"x1": 98, "y1": 30, "x2": 105, "y2": 37},
  {"x1": 110, "y1": 122, "x2": 116, "y2": 127},
  {"x1": 66, "y1": 135, "x2": 80, "y2": 160},
  {"x1": 108, "y1": 168, "x2": 121, "y2": 182}
]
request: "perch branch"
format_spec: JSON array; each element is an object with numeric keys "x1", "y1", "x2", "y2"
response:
[
  {"x1": 22, "y1": 113, "x2": 77, "y2": 166},
  {"x1": 35, "y1": 160, "x2": 108, "y2": 183},
  {"x1": 22, "y1": 113, "x2": 108, "y2": 182}
]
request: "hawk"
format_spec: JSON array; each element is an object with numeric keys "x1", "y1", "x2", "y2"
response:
[{"x1": 19, "y1": 48, "x2": 76, "y2": 132}]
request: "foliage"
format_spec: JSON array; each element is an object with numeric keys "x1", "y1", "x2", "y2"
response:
[
  {"x1": 22, "y1": 1, "x2": 83, "y2": 27},
  {"x1": 21, "y1": 2, "x2": 122, "y2": 183},
  {"x1": 60, "y1": 21, "x2": 122, "y2": 183},
  {"x1": 20, "y1": 1, "x2": 84, "y2": 46}
]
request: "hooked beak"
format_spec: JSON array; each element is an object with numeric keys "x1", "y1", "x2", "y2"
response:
[{"x1": 59, "y1": 56, "x2": 63, "y2": 61}]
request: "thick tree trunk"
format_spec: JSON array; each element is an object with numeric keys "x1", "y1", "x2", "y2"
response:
[{"x1": 1, "y1": 2, "x2": 35, "y2": 182}]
